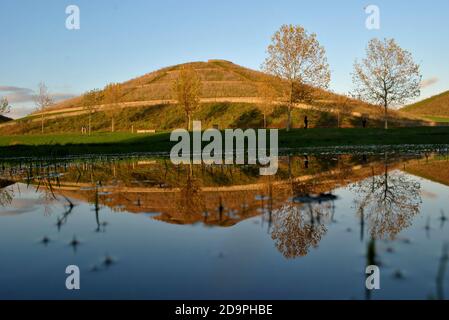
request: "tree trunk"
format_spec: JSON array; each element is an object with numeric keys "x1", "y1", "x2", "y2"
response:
[
  {"x1": 188, "y1": 114, "x2": 191, "y2": 131},
  {"x1": 384, "y1": 105, "x2": 388, "y2": 130},
  {"x1": 337, "y1": 111, "x2": 340, "y2": 128},
  {"x1": 264, "y1": 113, "x2": 267, "y2": 129},
  {"x1": 287, "y1": 105, "x2": 292, "y2": 132},
  {"x1": 111, "y1": 118, "x2": 115, "y2": 133},
  {"x1": 288, "y1": 155, "x2": 293, "y2": 192},
  {"x1": 287, "y1": 81, "x2": 293, "y2": 132},
  {"x1": 89, "y1": 113, "x2": 92, "y2": 136}
]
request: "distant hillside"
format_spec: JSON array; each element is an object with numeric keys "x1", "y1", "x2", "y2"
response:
[
  {"x1": 0, "y1": 60, "x2": 430, "y2": 134},
  {"x1": 402, "y1": 90, "x2": 449, "y2": 120},
  {"x1": 0, "y1": 115, "x2": 12, "y2": 124}
]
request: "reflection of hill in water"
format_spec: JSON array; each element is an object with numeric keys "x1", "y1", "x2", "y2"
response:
[
  {"x1": 404, "y1": 156, "x2": 449, "y2": 187},
  {"x1": 0, "y1": 154, "x2": 428, "y2": 259},
  {"x1": 1, "y1": 155, "x2": 408, "y2": 227},
  {"x1": 0, "y1": 180, "x2": 14, "y2": 189}
]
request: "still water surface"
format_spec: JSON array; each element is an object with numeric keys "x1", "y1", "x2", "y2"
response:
[{"x1": 0, "y1": 153, "x2": 448, "y2": 299}]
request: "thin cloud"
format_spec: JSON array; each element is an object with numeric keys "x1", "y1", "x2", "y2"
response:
[
  {"x1": 0, "y1": 86, "x2": 35, "y2": 103},
  {"x1": 0, "y1": 85, "x2": 76, "y2": 104},
  {"x1": 0, "y1": 86, "x2": 34, "y2": 93},
  {"x1": 420, "y1": 77, "x2": 439, "y2": 89}
]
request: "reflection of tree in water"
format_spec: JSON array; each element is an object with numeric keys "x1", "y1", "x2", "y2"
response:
[
  {"x1": 176, "y1": 165, "x2": 205, "y2": 216},
  {"x1": 35, "y1": 176, "x2": 59, "y2": 216},
  {"x1": 0, "y1": 183, "x2": 14, "y2": 207},
  {"x1": 271, "y1": 202, "x2": 329, "y2": 259},
  {"x1": 270, "y1": 174, "x2": 338, "y2": 258},
  {"x1": 353, "y1": 161, "x2": 421, "y2": 240}
]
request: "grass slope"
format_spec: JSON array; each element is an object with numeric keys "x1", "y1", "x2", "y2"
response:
[
  {"x1": 402, "y1": 90, "x2": 449, "y2": 119},
  {"x1": 1, "y1": 101, "x2": 429, "y2": 136},
  {"x1": 1, "y1": 127, "x2": 449, "y2": 158}
]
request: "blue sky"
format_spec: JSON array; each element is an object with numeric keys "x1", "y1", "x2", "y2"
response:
[{"x1": 1, "y1": 0, "x2": 448, "y2": 118}]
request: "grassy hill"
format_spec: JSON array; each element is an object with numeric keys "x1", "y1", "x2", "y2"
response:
[
  {"x1": 0, "y1": 60, "x2": 430, "y2": 134},
  {"x1": 401, "y1": 90, "x2": 449, "y2": 121},
  {"x1": 44, "y1": 59, "x2": 343, "y2": 110}
]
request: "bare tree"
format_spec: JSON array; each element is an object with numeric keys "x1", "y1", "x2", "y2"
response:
[
  {"x1": 173, "y1": 66, "x2": 202, "y2": 131},
  {"x1": 83, "y1": 89, "x2": 101, "y2": 135},
  {"x1": 257, "y1": 80, "x2": 278, "y2": 128},
  {"x1": 263, "y1": 24, "x2": 331, "y2": 131},
  {"x1": 104, "y1": 83, "x2": 122, "y2": 132},
  {"x1": 0, "y1": 97, "x2": 11, "y2": 116},
  {"x1": 34, "y1": 82, "x2": 54, "y2": 134},
  {"x1": 352, "y1": 38, "x2": 422, "y2": 129}
]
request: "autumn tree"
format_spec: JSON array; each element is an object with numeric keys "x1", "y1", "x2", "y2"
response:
[
  {"x1": 177, "y1": 166, "x2": 204, "y2": 216},
  {"x1": 0, "y1": 97, "x2": 11, "y2": 116},
  {"x1": 173, "y1": 66, "x2": 202, "y2": 131},
  {"x1": 271, "y1": 203, "x2": 328, "y2": 259},
  {"x1": 263, "y1": 24, "x2": 331, "y2": 131},
  {"x1": 104, "y1": 83, "x2": 122, "y2": 132},
  {"x1": 257, "y1": 80, "x2": 278, "y2": 128},
  {"x1": 82, "y1": 89, "x2": 101, "y2": 135},
  {"x1": 352, "y1": 38, "x2": 422, "y2": 129},
  {"x1": 34, "y1": 82, "x2": 53, "y2": 134}
]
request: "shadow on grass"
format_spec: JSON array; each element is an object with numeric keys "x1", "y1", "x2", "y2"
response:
[
  {"x1": 1, "y1": 127, "x2": 449, "y2": 159},
  {"x1": 0, "y1": 132, "x2": 174, "y2": 158}
]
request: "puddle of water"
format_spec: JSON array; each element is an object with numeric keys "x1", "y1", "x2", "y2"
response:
[{"x1": 0, "y1": 153, "x2": 448, "y2": 299}]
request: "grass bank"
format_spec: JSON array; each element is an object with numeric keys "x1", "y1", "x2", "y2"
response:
[
  {"x1": 1, "y1": 127, "x2": 449, "y2": 158},
  {"x1": 424, "y1": 116, "x2": 449, "y2": 123}
]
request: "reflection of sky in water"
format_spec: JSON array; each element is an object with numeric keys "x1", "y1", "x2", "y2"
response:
[{"x1": 0, "y1": 161, "x2": 448, "y2": 300}]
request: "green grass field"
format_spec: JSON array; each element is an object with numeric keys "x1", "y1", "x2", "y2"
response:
[
  {"x1": 424, "y1": 116, "x2": 449, "y2": 123},
  {"x1": 0, "y1": 132, "x2": 141, "y2": 146},
  {"x1": 1, "y1": 127, "x2": 449, "y2": 158}
]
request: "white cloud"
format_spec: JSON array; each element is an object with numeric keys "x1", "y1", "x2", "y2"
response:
[{"x1": 420, "y1": 77, "x2": 439, "y2": 89}]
